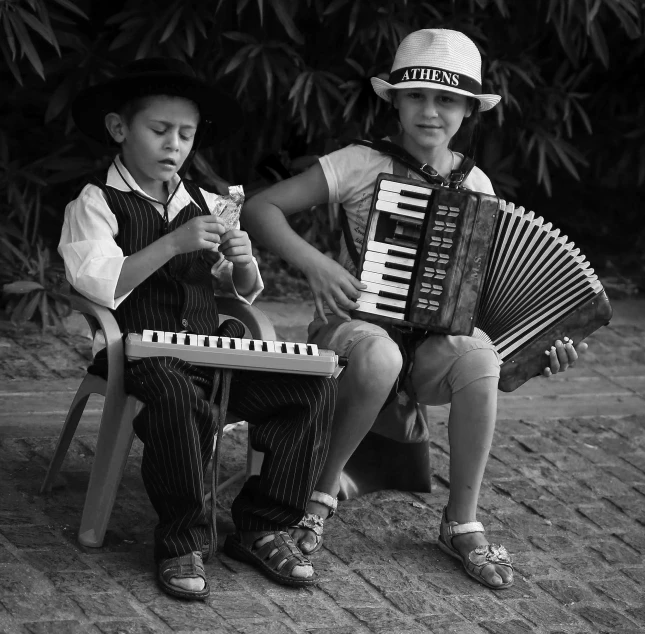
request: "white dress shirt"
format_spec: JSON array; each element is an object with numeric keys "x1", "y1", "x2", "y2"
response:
[{"x1": 59, "y1": 155, "x2": 263, "y2": 310}]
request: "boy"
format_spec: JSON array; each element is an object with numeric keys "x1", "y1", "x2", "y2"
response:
[{"x1": 59, "y1": 58, "x2": 336, "y2": 600}]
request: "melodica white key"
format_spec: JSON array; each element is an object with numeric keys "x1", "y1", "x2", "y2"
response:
[{"x1": 126, "y1": 330, "x2": 338, "y2": 376}]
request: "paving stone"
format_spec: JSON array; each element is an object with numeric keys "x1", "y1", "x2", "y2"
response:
[
  {"x1": 383, "y1": 590, "x2": 450, "y2": 616},
  {"x1": 417, "y1": 614, "x2": 486, "y2": 634},
  {"x1": 317, "y1": 575, "x2": 380, "y2": 607},
  {"x1": 554, "y1": 551, "x2": 610, "y2": 575},
  {"x1": 513, "y1": 435, "x2": 565, "y2": 455},
  {"x1": 0, "y1": 564, "x2": 50, "y2": 595},
  {"x1": 551, "y1": 516, "x2": 600, "y2": 538},
  {"x1": 345, "y1": 606, "x2": 422, "y2": 633},
  {"x1": 148, "y1": 599, "x2": 226, "y2": 631},
  {"x1": 541, "y1": 451, "x2": 594, "y2": 474},
  {"x1": 537, "y1": 579, "x2": 595, "y2": 605},
  {"x1": 209, "y1": 591, "x2": 273, "y2": 619},
  {"x1": 93, "y1": 622, "x2": 161, "y2": 634},
  {"x1": 515, "y1": 599, "x2": 581, "y2": 627},
  {"x1": 576, "y1": 505, "x2": 630, "y2": 532},
  {"x1": 590, "y1": 575, "x2": 645, "y2": 606},
  {"x1": 512, "y1": 553, "x2": 562, "y2": 580},
  {"x1": 492, "y1": 479, "x2": 544, "y2": 502},
  {"x1": 264, "y1": 593, "x2": 343, "y2": 627},
  {"x1": 0, "y1": 547, "x2": 17, "y2": 564},
  {"x1": 0, "y1": 527, "x2": 63, "y2": 550},
  {"x1": 72, "y1": 593, "x2": 140, "y2": 619},
  {"x1": 229, "y1": 621, "x2": 298, "y2": 634},
  {"x1": 22, "y1": 621, "x2": 92, "y2": 634},
  {"x1": 113, "y1": 574, "x2": 165, "y2": 604},
  {"x1": 521, "y1": 498, "x2": 576, "y2": 522},
  {"x1": 46, "y1": 571, "x2": 116, "y2": 594},
  {"x1": 625, "y1": 606, "x2": 645, "y2": 624},
  {"x1": 0, "y1": 595, "x2": 80, "y2": 620},
  {"x1": 22, "y1": 549, "x2": 90, "y2": 573},
  {"x1": 620, "y1": 567, "x2": 645, "y2": 585},
  {"x1": 355, "y1": 566, "x2": 420, "y2": 593},
  {"x1": 478, "y1": 620, "x2": 534, "y2": 633},
  {"x1": 445, "y1": 595, "x2": 516, "y2": 621},
  {"x1": 588, "y1": 539, "x2": 642, "y2": 564},
  {"x1": 575, "y1": 606, "x2": 639, "y2": 630},
  {"x1": 392, "y1": 546, "x2": 461, "y2": 575},
  {"x1": 545, "y1": 484, "x2": 598, "y2": 506},
  {"x1": 418, "y1": 573, "x2": 493, "y2": 597},
  {"x1": 528, "y1": 534, "x2": 575, "y2": 552}
]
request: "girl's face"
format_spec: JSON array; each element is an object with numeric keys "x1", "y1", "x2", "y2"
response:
[
  {"x1": 111, "y1": 95, "x2": 200, "y2": 197},
  {"x1": 393, "y1": 88, "x2": 473, "y2": 153}
]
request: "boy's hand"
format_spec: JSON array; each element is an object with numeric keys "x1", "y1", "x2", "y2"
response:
[
  {"x1": 304, "y1": 252, "x2": 366, "y2": 322},
  {"x1": 219, "y1": 229, "x2": 253, "y2": 268},
  {"x1": 542, "y1": 336, "x2": 588, "y2": 377},
  {"x1": 168, "y1": 216, "x2": 225, "y2": 255}
]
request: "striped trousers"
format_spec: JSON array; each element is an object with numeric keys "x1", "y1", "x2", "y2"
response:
[{"x1": 91, "y1": 354, "x2": 336, "y2": 561}]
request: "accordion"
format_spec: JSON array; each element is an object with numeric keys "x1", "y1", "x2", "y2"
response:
[{"x1": 353, "y1": 174, "x2": 612, "y2": 392}]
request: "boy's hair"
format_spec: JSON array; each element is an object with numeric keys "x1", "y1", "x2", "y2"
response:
[{"x1": 117, "y1": 91, "x2": 201, "y2": 126}]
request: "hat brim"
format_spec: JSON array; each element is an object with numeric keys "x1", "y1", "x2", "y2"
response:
[
  {"x1": 72, "y1": 72, "x2": 243, "y2": 147},
  {"x1": 370, "y1": 77, "x2": 501, "y2": 112}
]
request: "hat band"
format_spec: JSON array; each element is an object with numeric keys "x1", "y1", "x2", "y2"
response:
[{"x1": 388, "y1": 66, "x2": 481, "y2": 94}]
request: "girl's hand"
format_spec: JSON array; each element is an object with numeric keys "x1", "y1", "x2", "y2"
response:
[
  {"x1": 168, "y1": 215, "x2": 224, "y2": 255},
  {"x1": 219, "y1": 229, "x2": 253, "y2": 268},
  {"x1": 542, "y1": 336, "x2": 588, "y2": 377},
  {"x1": 303, "y1": 252, "x2": 366, "y2": 322}
]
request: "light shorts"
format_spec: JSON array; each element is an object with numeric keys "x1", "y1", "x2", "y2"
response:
[{"x1": 308, "y1": 316, "x2": 501, "y2": 406}]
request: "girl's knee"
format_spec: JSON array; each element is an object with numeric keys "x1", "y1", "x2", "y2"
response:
[{"x1": 347, "y1": 337, "x2": 402, "y2": 391}]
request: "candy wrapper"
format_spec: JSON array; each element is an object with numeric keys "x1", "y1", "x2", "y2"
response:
[{"x1": 212, "y1": 185, "x2": 244, "y2": 231}]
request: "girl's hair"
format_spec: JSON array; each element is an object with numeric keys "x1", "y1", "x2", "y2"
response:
[{"x1": 450, "y1": 97, "x2": 481, "y2": 157}]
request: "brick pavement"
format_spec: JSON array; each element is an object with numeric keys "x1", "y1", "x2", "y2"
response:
[{"x1": 0, "y1": 298, "x2": 644, "y2": 633}]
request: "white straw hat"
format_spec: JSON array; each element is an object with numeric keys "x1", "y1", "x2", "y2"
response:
[{"x1": 371, "y1": 29, "x2": 501, "y2": 112}]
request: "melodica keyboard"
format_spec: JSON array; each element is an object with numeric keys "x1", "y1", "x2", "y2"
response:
[{"x1": 125, "y1": 330, "x2": 342, "y2": 377}]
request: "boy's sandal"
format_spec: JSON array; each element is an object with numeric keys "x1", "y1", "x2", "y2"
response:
[
  {"x1": 437, "y1": 507, "x2": 514, "y2": 590},
  {"x1": 157, "y1": 551, "x2": 210, "y2": 601},
  {"x1": 223, "y1": 530, "x2": 316, "y2": 587},
  {"x1": 290, "y1": 490, "x2": 338, "y2": 555}
]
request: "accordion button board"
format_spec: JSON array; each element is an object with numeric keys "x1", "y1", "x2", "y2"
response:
[
  {"x1": 352, "y1": 174, "x2": 613, "y2": 392},
  {"x1": 354, "y1": 173, "x2": 499, "y2": 334}
]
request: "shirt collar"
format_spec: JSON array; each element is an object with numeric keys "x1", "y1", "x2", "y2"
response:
[{"x1": 106, "y1": 155, "x2": 199, "y2": 214}]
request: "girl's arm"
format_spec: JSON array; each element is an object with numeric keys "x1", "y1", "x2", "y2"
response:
[{"x1": 242, "y1": 163, "x2": 365, "y2": 321}]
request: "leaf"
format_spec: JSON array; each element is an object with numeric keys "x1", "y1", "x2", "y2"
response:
[
  {"x1": 256, "y1": 0, "x2": 264, "y2": 24},
  {"x1": 0, "y1": 35, "x2": 22, "y2": 85},
  {"x1": 159, "y1": 7, "x2": 183, "y2": 43},
  {"x1": 22, "y1": 291, "x2": 42, "y2": 322},
  {"x1": 8, "y1": 13, "x2": 45, "y2": 79},
  {"x1": 3, "y1": 281, "x2": 45, "y2": 294},
  {"x1": 323, "y1": 0, "x2": 351, "y2": 15},
  {"x1": 16, "y1": 6, "x2": 59, "y2": 53},
  {"x1": 270, "y1": 0, "x2": 304, "y2": 44},
  {"x1": 51, "y1": 0, "x2": 88, "y2": 19}
]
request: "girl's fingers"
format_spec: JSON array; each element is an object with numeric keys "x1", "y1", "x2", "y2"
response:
[
  {"x1": 313, "y1": 296, "x2": 328, "y2": 324},
  {"x1": 325, "y1": 295, "x2": 351, "y2": 321}
]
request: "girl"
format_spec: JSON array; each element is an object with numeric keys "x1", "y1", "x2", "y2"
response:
[{"x1": 242, "y1": 28, "x2": 585, "y2": 589}]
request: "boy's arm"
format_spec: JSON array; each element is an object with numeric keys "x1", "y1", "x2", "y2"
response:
[{"x1": 242, "y1": 163, "x2": 365, "y2": 321}]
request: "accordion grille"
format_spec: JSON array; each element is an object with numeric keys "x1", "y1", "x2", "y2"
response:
[{"x1": 476, "y1": 201, "x2": 602, "y2": 360}]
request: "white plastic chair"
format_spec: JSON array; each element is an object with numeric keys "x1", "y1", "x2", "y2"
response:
[{"x1": 40, "y1": 292, "x2": 270, "y2": 548}]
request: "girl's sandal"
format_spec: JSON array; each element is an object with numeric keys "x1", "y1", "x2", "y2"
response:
[
  {"x1": 157, "y1": 551, "x2": 210, "y2": 601},
  {"x1": 437, "y1": 507, "x2": 514, "y2": 590},
  {"x1": 223, "y1": 530, "x2": 316, "y2": 587},
  {"x1": 290, "y1": 490, "x2": 338, "y2": 555}
]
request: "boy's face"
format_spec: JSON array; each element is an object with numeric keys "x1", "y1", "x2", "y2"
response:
[{"x1": 108, "y1": 95, "x2": 200, "y2": 194}]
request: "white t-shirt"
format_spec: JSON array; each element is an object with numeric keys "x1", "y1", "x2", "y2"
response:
[{"x1": 319, "y1": 143, "x2": 496, "y2": 275}]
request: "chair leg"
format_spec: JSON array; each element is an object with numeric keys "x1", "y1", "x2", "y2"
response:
[
  {"x1": 40, "y1": 374, "x2": 105, "y2": 494},
  {"x1": 77, "y1": 395, "x2": 137, "y2": 548}
]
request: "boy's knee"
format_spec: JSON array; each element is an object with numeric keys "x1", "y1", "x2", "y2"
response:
[
  {"x1": 347, "y1": 337, "x2": 403, "y2": 391},
  {"x1": 450, "y1": 347, "x2": 500, "y2": 393}
]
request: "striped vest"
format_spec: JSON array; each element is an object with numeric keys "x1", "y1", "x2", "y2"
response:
[{"x1": 98, "y1": 180, "x2": 219, "y2": 335}]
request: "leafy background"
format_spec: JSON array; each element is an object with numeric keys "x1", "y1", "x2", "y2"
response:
[{"x1": 1, "y1": 0, "x2": 643, "y2": 327}]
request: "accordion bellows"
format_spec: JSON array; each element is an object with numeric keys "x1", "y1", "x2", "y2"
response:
[{"x1": 353, "y1": 174, "x2": 612, "y2": 392}]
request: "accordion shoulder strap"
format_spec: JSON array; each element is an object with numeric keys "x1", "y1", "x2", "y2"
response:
[{"x1": 339, "y1": 141, "x2": 476, "y2": 267}]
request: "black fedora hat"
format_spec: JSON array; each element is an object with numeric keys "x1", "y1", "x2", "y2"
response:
[{"x1": 72, "y1": 58, "x2": 243, "y2": 147}]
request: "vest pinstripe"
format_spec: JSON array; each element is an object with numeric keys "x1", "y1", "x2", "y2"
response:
[{"x1": 99, "y1": 181, "x2": 219, "y2": 335}]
